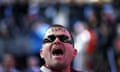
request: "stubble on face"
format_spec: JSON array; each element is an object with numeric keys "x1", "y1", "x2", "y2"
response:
[{"x1": 43, "y1": 43, "x2": 67, "y2": 69}]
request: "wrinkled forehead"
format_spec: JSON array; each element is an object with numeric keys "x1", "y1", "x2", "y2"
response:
[{"x1": 44, "y1": 27, "x2": 71, "y2": 38}]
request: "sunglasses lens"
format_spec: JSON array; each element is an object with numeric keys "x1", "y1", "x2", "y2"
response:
[
  {"x1": 43, "y1": 35, "x2": 56, "y2": 43},
  {"x1": 43, "y1": 35, "x2": 72, "y2": 44},
  {"x1": 49, "y1": 35, "x2": 56, "y2": 41},
  {"x1": 59, "y1": 35, "x2": 69, "y2": 42},
  {"x1": 59, "y1": 35, "x2": 72, "y2": 44}
]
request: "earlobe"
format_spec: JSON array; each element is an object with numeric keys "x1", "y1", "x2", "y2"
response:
[
  {"x1": 73, "y1": 49, "x2": 77, "y2": 57},
  {"x1": 40, "y1": 50, "x2": 44, "y2": 58}
]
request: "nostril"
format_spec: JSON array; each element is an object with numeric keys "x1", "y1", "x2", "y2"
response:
[{"x1": 53, "y1": 40, "x2": 62, "y2": 45}]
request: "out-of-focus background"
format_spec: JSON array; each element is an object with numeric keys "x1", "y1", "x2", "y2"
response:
[{"x1": 0, "y1": 0, "x2": 120, "y2": 72}]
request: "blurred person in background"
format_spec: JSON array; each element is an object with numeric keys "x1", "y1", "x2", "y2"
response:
[
  {"x1": 53, "y1": 5, "x2": 69, "y2": 28},
  {"x1": 0, "y1": 16, "x2": 22, "y2": 38},
  {"x1": 94, "y1": 23, "x2": 112, "y2": 72},
  {"x1": 94, "y1": 5, "x2": 116, "y2": 72},
  {"x1": 72, "y1": 21, "x2": 91, "y2": 71},
  {"x1": 0, "y1": 62, "x2": 3, "y2": 72},
  {"x1": 28, "y1": 18, "x2": 50, "y2": 67},
  {"x1": 87, "y1": 12, "x2": 98, "y2": 32},
  {"x1": 25, "y1": 56, "x2": 40, "y2": 72},
  {"x1": 112, "y1": 22, "x2": 120, "y2": 72},
  {"x1": 3, "y1": 53, "x2": 19, "y2": 72},
  {"x1": 0, "y1": 20, "x2": 11, "y2": 38},
  {"x1": 72, "y1": 21, "x2": 88, "y2": 37},
  {"x1": 85, "y1": 12, "x2": 98, "y2": 71},
  {"x1": 29, "y1": 17, "x2": 50, "y2": 55}
]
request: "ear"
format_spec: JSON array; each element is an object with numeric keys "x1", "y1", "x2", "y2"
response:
[
  {"x1": 73, "y1": 48, "x2": 77, "y2": 57},
  {"x1": 40, "y1": 49, "x2": 44, "y2": 58}
]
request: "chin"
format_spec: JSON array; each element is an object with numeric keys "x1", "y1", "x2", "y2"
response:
[
  {"x1": 50, "y1": 64, "x2": 66, "y2": 71},
  {"x1": 53, "y1": 60, "x2": 64, "y2": 65}
]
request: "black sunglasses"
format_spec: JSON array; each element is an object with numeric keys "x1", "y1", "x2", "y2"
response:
[{"x1": 43, "y1": 35, "x2": 73, "y2": 44}]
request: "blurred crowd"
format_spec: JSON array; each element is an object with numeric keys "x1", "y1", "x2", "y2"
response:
[{"x1": 0, "y1": 0, "x2": 120, "y2": 72}]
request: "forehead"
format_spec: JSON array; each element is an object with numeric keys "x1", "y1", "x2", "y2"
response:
[{"x1": 44, "y1": 27, "x2": 71, "y2": 38}]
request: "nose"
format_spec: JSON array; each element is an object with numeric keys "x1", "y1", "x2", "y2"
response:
[{"x1": 53, "y1": 37, "x2": 61, "y2": 44}]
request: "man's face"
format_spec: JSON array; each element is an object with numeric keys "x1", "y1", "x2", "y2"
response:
[{"x1": 40, "y1": 27, "x2": 77, "y2": 70}]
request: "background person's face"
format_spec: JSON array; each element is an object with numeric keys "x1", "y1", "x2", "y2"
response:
[
  {"x1": 4, "y1": 54, "x2": 15, "y2": 68},
  {"x1": 40, "y1": 27, "x2": 77, "y2": 70}
]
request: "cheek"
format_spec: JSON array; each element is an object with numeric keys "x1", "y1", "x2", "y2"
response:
[
  {"x1": 64, "y1": 44, "x2": 74, "y2": 57},
  {"x1": 64, "y1": 43, "x2": 74, "y2": 50},
  {"x1": 42, "y1": 50, "x2": 51, "y2": 63},
  {"x1": 42, "y1": 43, "x2": 51, "y2": 51},
  {"x1": 43, "y1": 49, "x2": 50, "y2": 57},
  {"x1": 42, "y1": 44, "x2": 51, "y2": 57}
]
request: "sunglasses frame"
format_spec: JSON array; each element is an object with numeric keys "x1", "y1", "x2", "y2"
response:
[{"x1": 43, "y1": 35, "x2": 73, "y2": 44}]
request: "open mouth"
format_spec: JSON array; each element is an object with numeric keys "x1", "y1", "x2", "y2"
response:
[{"x1": 52, "y1": 48, "x2": 64, "y2": 56}]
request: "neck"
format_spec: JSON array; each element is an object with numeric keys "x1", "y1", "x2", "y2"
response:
[
  {"x1": 52, "y1": 68, "x2": 71, "y2": 72},
  {"x1": 44, "y1": 65, "x2": 71, "y2": 72}
]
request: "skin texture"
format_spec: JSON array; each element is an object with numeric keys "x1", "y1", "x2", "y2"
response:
[{"x1": 40, "y1": 26, "x2": 77, "y2": 72}]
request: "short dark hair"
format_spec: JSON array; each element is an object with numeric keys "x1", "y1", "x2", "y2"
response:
[{"x1": 45, "y1": 24, "x2": 74, "y2": 47}]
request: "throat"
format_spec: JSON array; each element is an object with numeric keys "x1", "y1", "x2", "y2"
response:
[{"x1": 50, "y1": 66, "x2": 71, "y2": 72}]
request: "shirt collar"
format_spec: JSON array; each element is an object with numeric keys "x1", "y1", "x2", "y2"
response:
[{"x1": 40, "y1": 65, "x2": 51, "y2": 72}]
